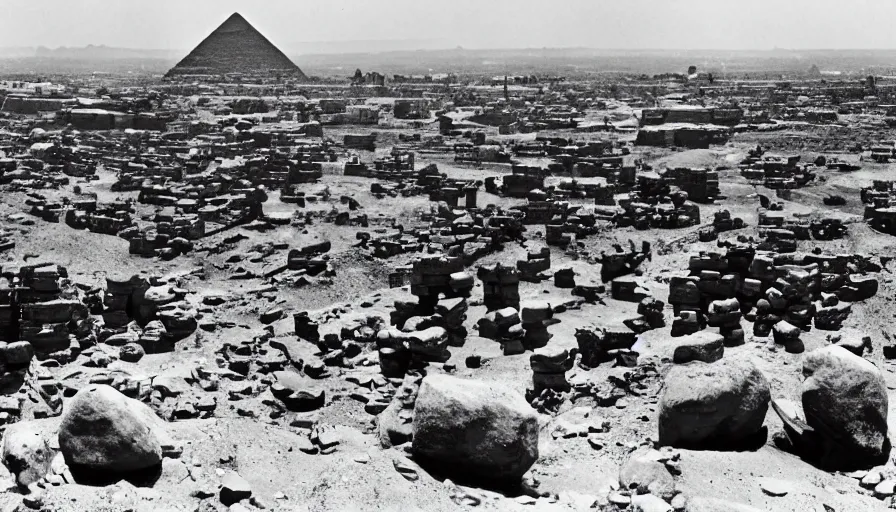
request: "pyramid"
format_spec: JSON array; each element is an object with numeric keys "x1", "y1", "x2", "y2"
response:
[{"x1": 166, "y1": 13, "x2": 306, "y2": 79}]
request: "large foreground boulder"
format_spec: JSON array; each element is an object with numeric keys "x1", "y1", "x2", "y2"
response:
[
  {"x1": 659, "y1": 358, "x2": 770, "y2": 449},
  {"x1": 412, "y1": 374, "x2": 538, "y2": 482},
  {"x1": 58, "y1": 384, "x2": 164, "y2": 472},
  {"x1": 801, "y1": 345, "x2": 889, "y2": 469}
]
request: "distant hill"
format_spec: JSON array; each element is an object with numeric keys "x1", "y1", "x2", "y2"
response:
[{"x1": 33, "y1": 45, "x2": 181, "y2": 60}]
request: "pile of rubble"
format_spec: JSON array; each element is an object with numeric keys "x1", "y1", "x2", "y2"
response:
[
  {"x1": 699, "y1": 209, "x2": 746, "y2": 241},
  {"x1": 614, "y1": 174, "x2": 700, "y2": 230},
  {"x1": 740, "y1": 152, "x2": 817, "y2": 189},
  {"x1": 669, "y1": 246, "x2": 880, "y2": 350},
  {"x1": 756, "y1": 210, "x2": 848, "y2": 252},
  {"x1": 378, "y1": 256, "x2": 473, "y2": 376},
  {"x1": 862, "y1": 180, "x2": 896, "y2": 235}
]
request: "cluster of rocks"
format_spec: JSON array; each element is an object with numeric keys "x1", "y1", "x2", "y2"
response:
[
  {"x1": 757, "y1": 210, "x2": 848, "y2": 252},
  {"x1": 356, "y1": 162, "x2": 481, "y2": 209},
  {"x1": 101, "y1": 274, "x2": 198, "y2": 354},
  {"x1": 289, "y1": 309, "x2": 385, "y2": 379},
  {"x1": 861, "y1": 179, "x2": 896, "y2": 235},
  {"x1": 366, "y1": 203, "x2": 523, "y2": 265},
  {"x1": 378, "y1": 256, "x2": 473, "y2": 375},
  {"x1": 63, "y1": 198, "x2": 135, "y2": 236},
  {"x1": 0, "y1": 157, "x2": 72, "y2": 190},
  {"x1": 111, "y1": 158, "x2": 184, "y2": 192},
  {"x1": 477, "y1": 263, "x2": 520, "y2": 310},
  {"x1": 24, "y1": 195, "x2": 137, "y2": 240},
  {"x1": 660, "y1": 167, "x2": 720, "y2": 203},
  {"x1": 740, "y1": 152, "x2": 817, "y2": 189},
  {"x1": 520, "y1": 198, "x2": 569, "y2": 225},
  {"x1": 2, "y1": 383, "x2": 180, "y2": 499},
  {"x1": 576, "y1": 326, "x2": 639, "y2": 368},
  {"x1": 127, "y1": 207, "x2": 205, "y2": 259},
  {"x1": 614, "y1": 174, "x2": 701, "y2": 230},
  {"x1": 2, "y1": 264, "x2": 91, "y2": 362},
  {"x1": 699, "y1": 209, "x2": 746, "y2": 241},
  {"x1": 542, "y1": 204, "x2": 600, "y2": 247},
  {"x1": 285, "y1": 240, "x2": 333, "y2": 275},
  {"x1": 660, "y1": 341, "x2": 888, "y2": 479},
  {"x1": 372, "y1": 148, "x2": 415, "y2": 175},
  {"x1": 517, "y1": 246, "x2": 551, "y2": 281},
  {"x1": 118, "y1": 170, "x2": 270, "y2": 260},
  {"x1": 670, "y1": 246, "x2": 880, "y2": 349},
  {"x1": 600, "y1": 241, "x2": 652, "y2": 282}
]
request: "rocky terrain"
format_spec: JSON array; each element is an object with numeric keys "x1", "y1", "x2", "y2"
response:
[{"x1": 1, "y1": 31, "x2": 896, "y2": 512}]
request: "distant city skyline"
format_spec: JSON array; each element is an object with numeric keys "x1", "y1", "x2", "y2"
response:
[{"x1": 2, "y1": 0, "x2": 895, "y2": 52}]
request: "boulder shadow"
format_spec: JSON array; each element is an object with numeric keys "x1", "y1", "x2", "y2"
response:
[
  {"x1": 665, "y1": 426, "x2": 769, "y2": 453},
  {"x1": 411, "y1": 455, "x2": 538, "y2": 499},
  {"x1": 67, "y1": 462, "x2": 163, "y2": 487}
]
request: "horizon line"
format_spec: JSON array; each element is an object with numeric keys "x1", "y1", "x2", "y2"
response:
[{"x1": 11, "y1": 45, "x2": 896, "y2": 54}]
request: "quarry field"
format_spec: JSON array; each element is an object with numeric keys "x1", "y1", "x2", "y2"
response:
[{"x1": 3, "y1": 23, "x2": 896, "y2": 510}]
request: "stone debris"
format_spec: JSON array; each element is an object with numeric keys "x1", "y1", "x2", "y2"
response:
[{"x1": 0, "y1": 23, "x2": 893, "y2": 512}]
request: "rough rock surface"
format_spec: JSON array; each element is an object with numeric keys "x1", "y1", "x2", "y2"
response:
[
  {"x1": 801, "y1": 345, "x2": 889, "y2": 468},
  {"x1": 619, "y1": 448, "x2": 676, "y2": 500},
  {"x1": 659, "y1": 357, "x2": 770, "y2": 448},
  {"x1": 57, "y1": 384, "x2": 164, "y2": 472},
  {"x1": 412, "y1": 374, "x2": 539, "y2": 482},
  {"x1": 2, "y1": 421, "x2": 55, "y2": 488}
]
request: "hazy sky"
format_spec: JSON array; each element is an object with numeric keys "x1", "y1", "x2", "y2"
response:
[{"x1": 2, "y1": 0, "x2": 894, "y2": 51}]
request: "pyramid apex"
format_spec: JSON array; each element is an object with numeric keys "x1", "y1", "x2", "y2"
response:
[{"x1": 219, "y1": 12, "x2": 252, "y2": 29}]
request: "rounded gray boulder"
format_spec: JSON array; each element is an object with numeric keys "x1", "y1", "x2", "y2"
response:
[
  {"x1": 412, "y1": 374, "x2": 539, "y2": 482},
  {"x1": 2, "y1": 421, "x2": 55, "y2": 488},
  {"x1": 659, "y1": 357, "x2": 770, "y2": 448},
  {"x1": 58, "y1": 384, "x2": 164, "y2": 472},
  {"x1": 802, "y1": 345, "x2": 889, "y2": 469}
]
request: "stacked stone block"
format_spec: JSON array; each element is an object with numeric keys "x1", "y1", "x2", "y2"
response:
[
  {"x1": 477, "y1": 263, "x2": 520, "y2": 310},
  {"x1": 477, "y1": 307, "x2": 524, "y2": 355},
  {"x1": 379, "y1": 256, "x2": 474, "y2": 376},
  {"x1": 668, "y1": 246, "x2": 880, "y2": 342},
  {"x1": 706, "y1": 297, "x2": 744, "y2": 346},
  {"x1": 103, "y1": 273, "x2": 150, "y2": 329},
  {"x1": 529, "y1": 346, "x2": 573, "y2": 394},
  {"x1": 434, "y1": 297, "x2": 468, "y2": 347},
  {"x1": 615, "y1": 178, "x2": 701, "y2": 230},
  {"x1": 554, "y1": 268, "x2": 575, "y2": 288},
  {"x1": 575, "y1": 327, "x2": 638, "y2": 368},
  {"x1": 517, "y1": 247, "x2": 550, "y2": 282},
  {"x1": 5, "y1": 264, "x2": 92, "y2": 361},
  {"x1": 0, "y1": 278, "x2": 13, "y2": 342},
  {"x1": 520, "y1": 301, "x2": 554, "y2": 350}
]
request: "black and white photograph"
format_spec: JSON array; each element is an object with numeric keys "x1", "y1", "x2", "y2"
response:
[{"x1": 0, "y1": 1, "x2": 893, "y2": 510}]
